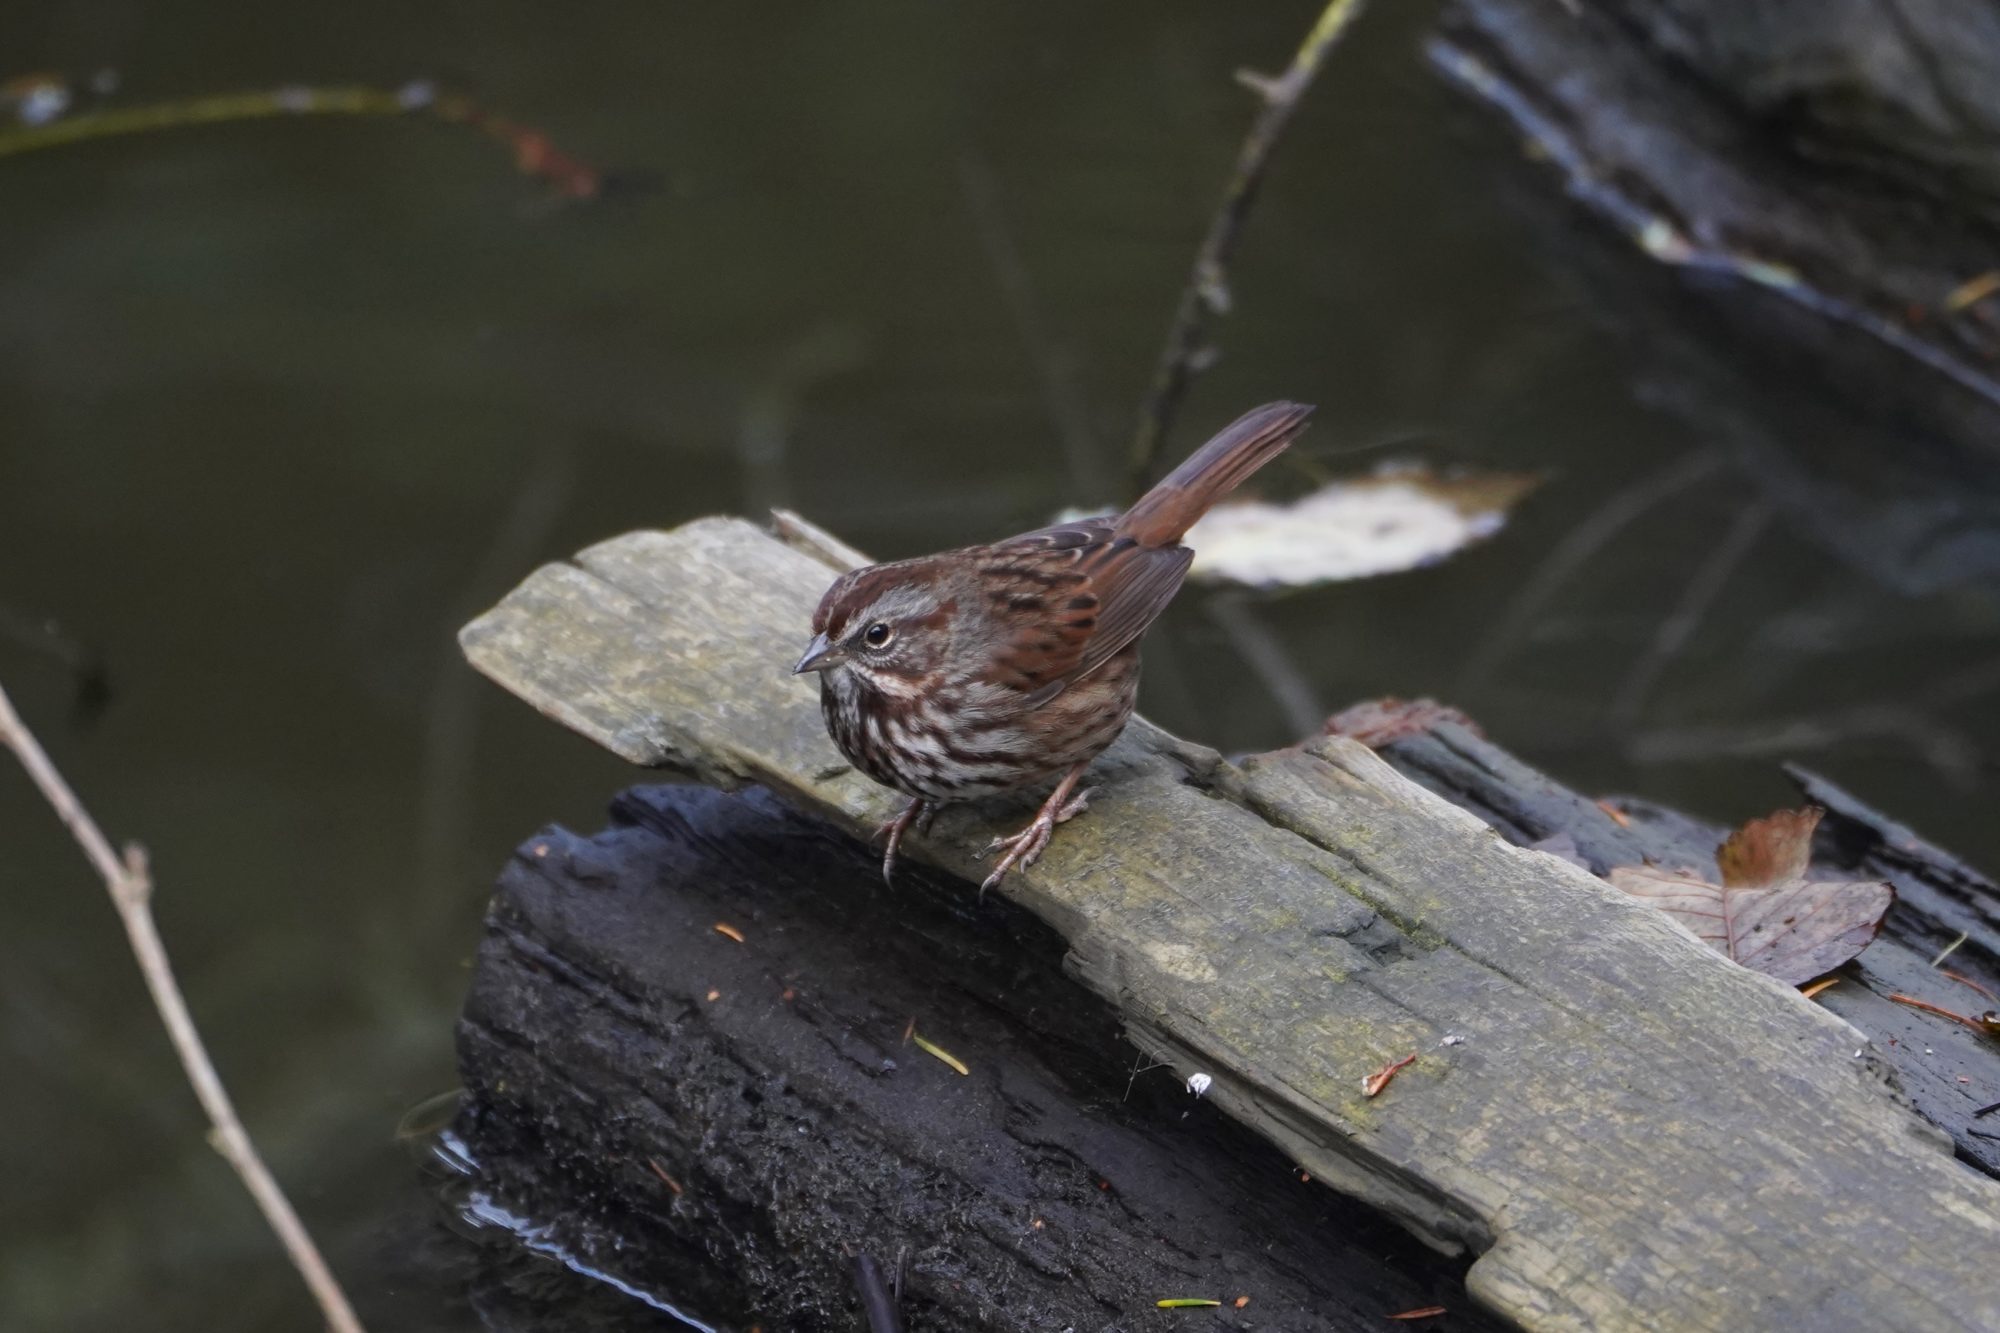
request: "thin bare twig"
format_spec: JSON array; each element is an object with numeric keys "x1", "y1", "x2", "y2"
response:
[
  {"x1": 737, "y1": 323, "x2": 872, "y2": 515},
  {"x1": 1206, "y1": 593, "x2": 1324, "y2": 740},
  {"x1": 415, "y1": 446, "x2": 575, "y2": 920},
  {"x1": 1607, "y1": 498, "x2": 1773, "y2": 729},
  {"x1": 1455, "y1": 450, "x2": 1723, "y2": 695},
  {"x1": 0, "y1": 681, "x2": 364, "y2": 1333},
  {"x1": 1610, "y1": 643, "x2": 2000, "y2": 786},
  {"x1": 0, "y1": 83, "x2": 602, "y2": 198},
  {"x1": 1628, "y1": 703, "x2": 1982, "y2": 789},
  {"x1": 1887, "y1": 992, "x2": 1994, "y2": 1034},
  {"x1": 1128, "y1": 0, "x2": 1368, "y2": 496},
  {"x1": 959, "y1": 152, "x2": 1107, "y2": 499}
]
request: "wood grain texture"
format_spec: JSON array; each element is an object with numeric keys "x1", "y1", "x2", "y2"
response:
[
  {"x1": 460, "y1": 517, "x2": 2000, "y2": 1333},
  {"x1": 1358, "y1": 719, "x2": 2000, "y2": 1175}
]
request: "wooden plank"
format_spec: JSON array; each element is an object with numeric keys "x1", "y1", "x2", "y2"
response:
[
  {"x1": 1353, "y1": 714, "x2": 2000, "y2": 1173},
  {"x1": 460, "y1": 517, "x2": 2000, "y2": 1333}
]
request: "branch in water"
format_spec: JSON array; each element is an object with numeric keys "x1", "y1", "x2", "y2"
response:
[
  {"x1": 1128, "y1": 0, "x2": 1369, "y2": 497},
  {"x1": 0, "y1": 79, "x2": 602, "y2": 198},
  {"x1": 0, "y1": 680, "x2": 366, "y2": 1333}
]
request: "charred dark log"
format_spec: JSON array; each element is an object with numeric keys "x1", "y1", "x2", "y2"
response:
[{"x1": 451, "y1": 784, "x2": 1494, "y2": 1332}]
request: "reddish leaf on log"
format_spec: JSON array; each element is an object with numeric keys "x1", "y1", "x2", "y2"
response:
[
  {"x1": 1324, "y1": 698, "x2": 1483, "y2": 748},
  {"x1": 1607, "y1": 808, "x2": 1893, "y2": 986},
  {"x1": 1716, "y1": 808, "x2": 1819, "y2": 888}
]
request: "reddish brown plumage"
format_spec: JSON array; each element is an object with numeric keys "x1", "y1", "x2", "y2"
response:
[
  {"x1": 1117, "y1": 400, "x2": 1314, "y2": 546},
  {"x1": 794, "y1": 400, "x2": 1314, "y2": 888}
]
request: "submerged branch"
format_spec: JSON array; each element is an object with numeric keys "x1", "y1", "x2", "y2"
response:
[{"x1": 0, "y1": 81, "x2": 602, "y2": 197}]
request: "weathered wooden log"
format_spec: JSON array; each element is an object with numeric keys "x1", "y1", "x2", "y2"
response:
[
  {"x1": 1334, "y1": 703, "x2": 2000, "y2": 1174},
  {"x1": 451, "y1": 783, "x2": 1504, "y2": 1330},
  {"x1": 458, "y1": 516, "x2": 2000, "y2": 1332}
]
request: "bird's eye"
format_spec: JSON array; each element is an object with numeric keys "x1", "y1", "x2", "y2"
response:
[{"x1": 862, "y1": 622, "x2": 893, "y2": 649}]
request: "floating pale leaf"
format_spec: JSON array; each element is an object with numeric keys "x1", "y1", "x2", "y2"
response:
[
  {"x1": 1172, "y1": 465, "x2": 1537, "y2": 588},
  {"x1": 1607, "y1": 808, "x2": 1893, "y2": 985}
]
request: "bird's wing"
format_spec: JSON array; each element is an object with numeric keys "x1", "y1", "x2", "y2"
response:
[{"x1": 984, "y1": 519, "x2": 1194, "y2": 708}]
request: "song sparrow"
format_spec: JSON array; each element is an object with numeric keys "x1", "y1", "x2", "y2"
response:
[{"x1": 793, "y1": 401, "x2": 1314, "y2": 889}]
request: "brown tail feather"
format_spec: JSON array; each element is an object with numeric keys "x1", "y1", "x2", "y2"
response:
[{"x1": 1116, "y1": 401, "x2": 1315, "y2": 546}]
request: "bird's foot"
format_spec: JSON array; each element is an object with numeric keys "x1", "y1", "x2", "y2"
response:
[
  {"x1": 979, "y1": 781, "x2": 1093, "y2": 893},
  {"x1": 871, "y1": 798, "x2": 932, "y2": 887}
]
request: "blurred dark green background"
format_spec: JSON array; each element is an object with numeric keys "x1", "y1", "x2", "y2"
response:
[{"x1": 5, "y1": 2, "x2": 1999, "y2": 1329}]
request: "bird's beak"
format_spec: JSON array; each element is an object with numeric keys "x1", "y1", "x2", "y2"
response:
[{"x1": 792, "y1": 633, "x2": 842, "y2": 675}]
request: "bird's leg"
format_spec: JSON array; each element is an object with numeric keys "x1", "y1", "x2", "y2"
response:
[
  {"x1": 979, "y1": 764, "x2": 1094, "y2": 893},
  {"x1": 872, "y1": 797, "x2": 931, "y2": 887}
]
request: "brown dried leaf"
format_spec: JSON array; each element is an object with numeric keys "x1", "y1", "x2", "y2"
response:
[
  {"x1": 1610, "y1": 839, "x2": 1892, "y2": 987},
  {"x1": 1609, "y1": 806, "x2": 1892, "y2": 984},
  {"x1": 1716, "y1": 807, "x2": 1819, "y2": 887}
]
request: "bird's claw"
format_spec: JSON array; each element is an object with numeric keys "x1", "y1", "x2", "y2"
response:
[
  {"x1": 978, "y1": 786, "x2": 1093, "y2": 893},
  {"x1": 872, "y1": 799, "x2": 931, "y2": 887}
]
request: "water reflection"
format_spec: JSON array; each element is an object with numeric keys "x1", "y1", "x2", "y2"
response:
[{"x1": 433, "y1": 1130, "x2": 718, "y2": 1333}]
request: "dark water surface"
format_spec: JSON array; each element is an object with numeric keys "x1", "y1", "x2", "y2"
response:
[{"x1": 5, "y1": 2, "x2": 1999, "y2": 1329}]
